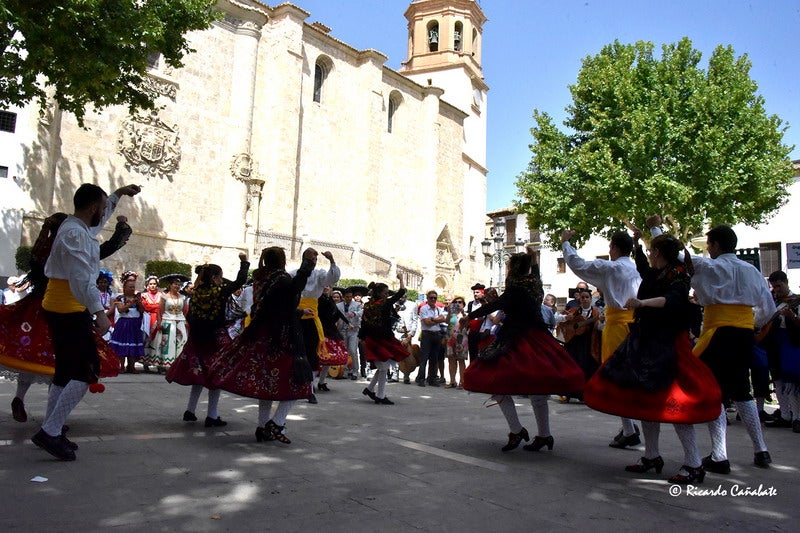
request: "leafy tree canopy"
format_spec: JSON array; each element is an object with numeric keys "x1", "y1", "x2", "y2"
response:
[
  {"x1": 515, "y1": 37, "x2": 794, "y2": 248},
  {"x1": 1, "y1": 0, "x2": 217, "y2": 127}
]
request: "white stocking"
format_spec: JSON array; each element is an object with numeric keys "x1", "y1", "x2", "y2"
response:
[
  {"x1": 258, "y1": 400, "x2": 274, "y2": 426},
  {"x1": 494, "y1": 395, "x2": 522, "y2": 433},
  {"x1": 673, "y1": 424, "x2": 701, "y2": 468},
  {"x1": 735, "y1": 400, "x2": 767, "y2": 453},
  {"x1": 641, "y1": 421, "x2": 661, "y2": 460},
  {"x1": 44, "y1": 384, "x2": 64, "y2": 424},
  {"x1": 529, "y1": 395, "x2": 550, "y2": 437},
  {"x1": 707, "y1": 404, "x2": 728, "y2": 461},
  {"x1": 42, "y1": 381, "x2": 88, "y2": 437},
  {"x1": 206, "y1": 389, "x2": 221, "y2": 419},
  {"x1": 187, "y1": 384, "x2": 203, "y2": 413},
  {"x1": 375, "y1": 361, "x2": 388, "y2": 399},
  {"x1": 273, "y1": 401, "x2": 295, "y2": 426},
  {"x1": 621, "y1": 417, "x2": 637, "y2": 437}
]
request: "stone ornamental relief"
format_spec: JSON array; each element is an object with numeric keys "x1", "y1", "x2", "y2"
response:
[
  {"x1": 230, "y1": 152, "x2": 257, "y2": 181},
  {"x1": 118, "y1": 113, "x2": 181, "y2": 180},
  {"x1": 141, "y1": 75, "x2": 177, "y2": 101}
]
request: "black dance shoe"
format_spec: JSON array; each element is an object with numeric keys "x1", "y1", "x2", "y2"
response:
[
  {"x1": 669, "y1": 465, "x2": 705, "y2": 484},
  {"x1": 609, "y1": 425, "x2": 641, "y2": 448},
  {"x1": 255, "y1": 426, "x2": 274, "y2": 442},
  {"x1": 374, "y1": 397, "x2": 394, "y2": 405},
  {"x1": 362, "y1": 387, "x2": 377, "y2": 401},
  {"x1": 501, "y1": 428, "x2": 530, "y2": 452},
  {"x1": 32, "y1": 429, "x2": 76, "y2": 461},
  {"x1": 204, "y1": 416, "x2": 227, "y2": 428},
  {"x1": 307, "y1": 393, "x2": 318, "y2": 404},
  {"x1": 318, "y1": 383, "x2": 330, "y2": 392},
  {"x1": 266, "y1": 420, "x2": 291, "y2": 444},
  {"x1": 60, "y1": 434, "x2": 79, "y2": 451},
  {"x1": 765, "y1": 417, "x2": 792, "y2": 428},
  {"x1": 702, "y1": 454, "x2": 731, "y2": 474},
  {"x1": 183, "y1": 410, "x2": 197, "y2": 422},
  {"x1": 625, "y1": 456, "x2": 664, "y2": 474},
  {"x1": 523, "y1": 435, "x2": 554, "y2": 452},
  {"x1": 11, "y1": 397, "x2": 27, "y2": 423},
  {"x1": 754, "y1": 451, "x2": 772, "y2": 468}
]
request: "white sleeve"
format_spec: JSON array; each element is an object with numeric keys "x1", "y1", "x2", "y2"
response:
[{"x1": 63, "y1": 229, "x2": 103, "y2": 313}]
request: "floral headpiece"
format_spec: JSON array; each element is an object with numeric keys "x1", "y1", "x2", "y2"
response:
[{"x1": 120, "y1": 270, "x2": 138, "y2": 283}]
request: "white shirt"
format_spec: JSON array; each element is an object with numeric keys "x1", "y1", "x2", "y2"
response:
[
  {"x1": 44, "y1": 194, "x2": 119, "y2": 314},
  {"x1": 238, "y1": 285, "x2": 254, "y2": 314},
  {"x1": 650, "y1": 227, "x2": 776, "y2": 327},
  {"x1": 290, "y1": 264, "x2": 341, "y2": 299},
  {"x1": 394, "y1": 300, "x2": 419, "y2": 339},
  {"x1": 419, "y1": 303, "x2": 447, "y2": 332},
  {"x1": 562, "y1": 241, "x2": 640, "y2": 309}
]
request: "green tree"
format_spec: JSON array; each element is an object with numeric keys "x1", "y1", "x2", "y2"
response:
[
  {"x1": 1, "y1": 0, "x2": 217, "y2": 127},
  {"x1": 516, "y1": 38, "x2": 794, "y2": 248}
]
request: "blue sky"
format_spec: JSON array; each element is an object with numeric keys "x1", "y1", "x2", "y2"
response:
[{"x1": 290, "y1": 0, "x2": 800, "y2": 211}]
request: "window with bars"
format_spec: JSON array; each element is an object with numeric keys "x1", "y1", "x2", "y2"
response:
[
  {"x1": 0, "y1": 111, "x2": 17, "y2": 133},
  {"x1": 759, "y1": 242, "x2": 781, "y2": 276}
]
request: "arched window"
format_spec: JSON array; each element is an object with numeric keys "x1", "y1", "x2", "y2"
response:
[
  {"x1": 427, "y1": 21, "x2": 439, "y2": 52},
  {"x1": 313, "y1": 56, "x2": 333, "y2": 104},
  {"x1": 454, "y1": 21, "x2": 463, "y2": 51},
  {"x1": 472, "y1": 28, "x2": 478, "y2": 54},
  {"x1": 387, "y1": 91, "x2": 402, "y2": 133}
]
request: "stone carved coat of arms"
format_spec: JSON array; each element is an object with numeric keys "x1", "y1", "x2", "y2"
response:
[{"x1": 118, "y1": 113, "x2": 181, "y2": 179}]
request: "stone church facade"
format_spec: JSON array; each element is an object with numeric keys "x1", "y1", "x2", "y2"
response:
[{"x1": 2, "y1": 0, "x2": 489, "y2": 296}]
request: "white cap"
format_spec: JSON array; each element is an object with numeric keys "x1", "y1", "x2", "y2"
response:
[{"x1": 7, "y1": 276, "x2": 21, "y2": 286}]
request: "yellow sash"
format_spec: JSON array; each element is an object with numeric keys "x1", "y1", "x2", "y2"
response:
[
  {"x1": 693, "y1": 304, "x2": 753, "y2": 357},
  {"x1": 601, "y1": 306, "x2": 634, "y2": 362},
  {"x1": 299, "y1": 297, "x2": 327, "y2": 356},
  {"x1": 41, "y1": 279, "x2": 86, "y2": 313}
]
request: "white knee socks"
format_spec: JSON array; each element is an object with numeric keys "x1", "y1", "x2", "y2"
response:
[
  {"x1": 735, "y1": 400, "x2": 767, "y2": 453},
  {"x1": 529, "y1": 395, "x2": 551, "y2": 437},
  {"x1": 707, "y1": 404, "x2": 728, "y2": 461},
  {"x1": 641, "y1": 421, "x2": 661, "y2": 460},
  {"x1": 42, "y1": 381, "x2": 88, "y2": 437},
  {"x1": 495, "y1": 395, "x2": 522, "y2": 433},
  {"x1": 673, "y1": 423, "x2": 701, "y2": 468}
]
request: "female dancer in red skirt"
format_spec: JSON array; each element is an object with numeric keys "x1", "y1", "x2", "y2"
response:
[
  {"x1": 316, "y1": 286, "x2": 350, "y2": 392},
  {"x1": 166, "y1": 254, "x2": 249, "y2": 427},
  {"x1": 359, "y1": 274, "x2": 407, "y2": 405},
  {"x1": 463, "y1": 252, "x2": 585, "y2": 452},
  {"x1": 1, "y1": 214, "x2": 130, "y2": 421},
  {"x1": 584, "y1": 231, "x2": 722, "y2": 484},
  {"x1": 207, "y1": 247, "x2": 315, "y2": 443}
]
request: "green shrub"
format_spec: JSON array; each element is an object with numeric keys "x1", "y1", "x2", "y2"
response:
[{"x1": 144, "y1": 260, "x2": 192, "y2": 285}]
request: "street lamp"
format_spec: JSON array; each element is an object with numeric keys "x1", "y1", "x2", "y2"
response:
[{"x1": 481, "y1": 218, "x2": 527, "y2": 287}]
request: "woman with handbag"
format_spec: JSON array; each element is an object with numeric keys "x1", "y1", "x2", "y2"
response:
[
  {"x1": 584, "y1": 231, "x2": 722, "y2": 484},
  {"x1": 462, "y1": 252, "x2": 585, "y2": 453},
  {"x1": 206, "y1": 247, "x2": 315, "y2": 443}
]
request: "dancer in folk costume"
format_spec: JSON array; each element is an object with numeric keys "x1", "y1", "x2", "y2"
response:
[
  {"x1": 1, "y1": 212, "x2": 131, "y2": 425},
  {"x1": 289, "y1": 248, "x2": 340, "y2": 404},
  {"x1": 144, "y1": 274, "x2": 189, "y2": 372},
  {"x1": 316, "y1": 286, "x2": 350, "y2": 392},
  {"x1": 109, "y1": 274, "x2": 146, "y2": 373},
  {"x1": 207, "y1": 247, "x2": 315, "y2": 443},
  {"x1": 166, "y1": 254, "x2": 249, "y2": 427},
  {"x1": 585, "y1": 231, "x2": 722, "y2": 484},
  {"x1": 648, "y1": 217, "x2": 775, "y2": 472},
  {"x1": 561, "y1": 229, "x2": 643, "y2": 448},
  {"x1": 140, "y1": 275, "x2": 162, "y2": 371},
  {"x1": 463, "y1": 252, "x2": 585, "y2": 453},
  {"x1": 31, "y1": 183, "x2": 140, "y2": 460},
  {"x1": 359, "y1": 274, "x2": 408, "y2": 405}
]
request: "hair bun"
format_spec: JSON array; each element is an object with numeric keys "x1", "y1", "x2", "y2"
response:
[
  {"x1": 367, "y1": 282, "x2": 376, "y2": 289},
  {"x1": 195, "y1": 265, "x2": 205, "y2": 274}
]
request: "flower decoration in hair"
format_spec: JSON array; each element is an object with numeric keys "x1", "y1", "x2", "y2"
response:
[{"x1": 120, "y1": 270, "x2": 138, "y2": 283}]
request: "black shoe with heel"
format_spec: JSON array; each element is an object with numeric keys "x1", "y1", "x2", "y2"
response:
[
  {"x1": 625, "y1": 456, "x2": 664, "y2": 474},
  {"x1": 204, "y1": 416, "x2": 227, "y2": 428},
  {"x1": 266, "y1": 420, "x2": 291, "y2": 444},
  {"x1": 255, "y1": 426, "x2": 274, "y2": 442},
  {"x1": 669, "y1": 465, "x2": 705, "y2": 484},
  {"x1": 501, "y1": 428, "x2": 530, "y2": 452},
  {"x1": 362, "y1": 388, "x2": 377, "y2": 401},
  {"x1": 183, "y1": 410, "x2": 197, "y2": 422},
  {"x1": 375, "y1": 397, "x2": 394, "y2": 405},
  {"x1": 701, "y1": 454, "x2": 731, "y2": 474},
  {"x1": 523, "y1": 435, "x2": 554, "y2": 452}
]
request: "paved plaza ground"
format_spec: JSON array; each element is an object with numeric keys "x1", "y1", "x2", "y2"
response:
[{"x1": 1, "y1": 372, "x2": 798, "y2": 532}]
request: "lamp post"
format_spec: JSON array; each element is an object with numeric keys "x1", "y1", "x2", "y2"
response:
[{"x1": 481, "y1": 218, "x2": 526, "y2": 288}]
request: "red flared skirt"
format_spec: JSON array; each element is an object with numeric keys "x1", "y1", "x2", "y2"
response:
[
  {"x1": 0, "y1": 295, "x2": 119, "y2": 378},
  {"x1": 463, "y1": 328, "x2": 585, "y2": 396},
  {"x1": 319, "y1": 337, "x2": 349, "y2": 366},
  {"x1": 584, "y1": 335, "x2": 722, "y2": 424},
  {"x1": 205, "y1": 325, "x2": 311, "y2": 400},
  {"x1": 365, "y1": 336, "x2": 410, "y2": 362},
  {"x1": 166, "y1": 328, "x2": 231, "y2": 387}
]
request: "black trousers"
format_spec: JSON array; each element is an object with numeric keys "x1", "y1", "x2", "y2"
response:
[
  {"x1": 700, "y1": 326, "x2": 755, "y2": 402},
  {"x1": 44, "y1": 310, "x2": 100, "y2": 387}
]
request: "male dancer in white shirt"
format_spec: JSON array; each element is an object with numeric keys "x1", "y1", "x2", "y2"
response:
[
  {"x1": 561, "y1": 229, "x2": 642, "y2": 448},
  {"x1": 649, "y1": 216, "x2": 775, "y2": 470},
  {"x1": 33, "y1": 183, "x2": 140, "y2": 460},
  {"x1": 337, "y1": 287, "x2": 363, "y2": 380},
  {"x1": 290, "y1": 248, "x2": 340, "y2": 404}
]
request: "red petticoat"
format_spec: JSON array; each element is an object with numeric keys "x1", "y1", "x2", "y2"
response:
[
  {"x1": 463, "y1": 328, "x2": 585, "y2": 395},
  {"x1": 0, "y1": 294, "x2": 119, "y2": 378},
  {"x1": 205, "y1": 325, "x2": 311, "y2": 400},
  {"x1": 319, "y1": 337, "x2": 349, "y2": 366},
  {"x1": 364, "y1": 336, "x2": 410, "y2": 362},
  {"x1": 584, "y1": 335, "x2": 722, "y2": 424},
  {"x1": 166, "y1": 328, "x2": 231, "y2": 387}
]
